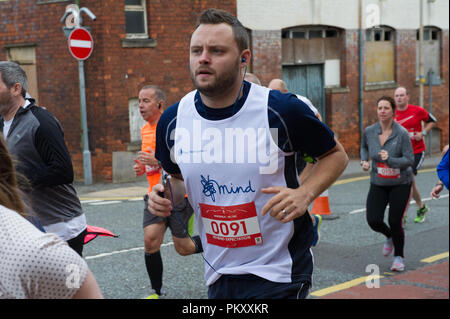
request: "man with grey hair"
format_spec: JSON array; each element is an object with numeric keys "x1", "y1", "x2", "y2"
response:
[
  {"x1": 133, "y1": 84, "x2": 199, "y2": 299},
  {"x1": 0, "y1": 61, "x2": 87, "y2": 256}
]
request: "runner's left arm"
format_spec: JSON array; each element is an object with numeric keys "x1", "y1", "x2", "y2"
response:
[
  {"x1": 386, "y1": 130, "x2": 414, "y2": 169},
  {"x1": 262, "y1": 93, "x2": 348, "y2": 222},
  {"x1": 421, "y1": 109, "x2": 437, "y2": 137}
]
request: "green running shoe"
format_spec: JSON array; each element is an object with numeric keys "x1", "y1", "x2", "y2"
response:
[{"x1": 414, "y1": 204, "x2": 429, "y2": 223}]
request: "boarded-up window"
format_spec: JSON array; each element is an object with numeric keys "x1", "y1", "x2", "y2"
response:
[
  {"x1": 365, "y1": 27, "x2": 395, "y2": 84},
  {"x1": 416, "y1": 27, "x2": 441, "y2": 84},
  {"x1": 282, "y1": 26, "x2": 341, "y2": 87},
  {"x1": 7, "y1": 46, "x2": 39, "y2": 103}
]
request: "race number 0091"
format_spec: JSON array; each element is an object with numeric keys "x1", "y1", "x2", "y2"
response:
[{"x1": 210, "y1": 220, "x2": 248, "y2": 236}]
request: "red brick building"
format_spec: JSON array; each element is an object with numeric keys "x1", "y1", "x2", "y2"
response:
[
  {"x1": 241, "y1": 0, "x2": 449, "y2": 159},
  {"x1": 1, "y1": 0, "x2": 448, "y2": 182},
  {"x1": 1, "y1": 0, "x2": 236, "y2": 182}
]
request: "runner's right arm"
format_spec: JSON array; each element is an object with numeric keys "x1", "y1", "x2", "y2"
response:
[{"x1": 148, "y1": 103, "x2": 185, "y2": 217}]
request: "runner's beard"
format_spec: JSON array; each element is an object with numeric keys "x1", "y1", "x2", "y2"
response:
[{"x1": 190, "y1": 58, "x2": 240, "y2": 98}]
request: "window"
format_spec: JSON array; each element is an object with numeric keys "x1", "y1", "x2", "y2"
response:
[
  {"x1": 36, "y1": 0, "x2": 69, "y2": 3},
  {"x1": 365, "y1": 26, "x2": 395, "y2": 84},
  {"x1": 124, "y1": 0, "x2": 148, "y2": 38},
  {"x1": 416, "y1": 27, "x2": 441, "y2": 84},
  {"x1": 282, "y1": 28, "x2": 338, "y2": 40},
  {"x1": 309, "y1": 30, "x2": 322, "y2": 38},
  {"x1": 292, "y1": 31, "x2": 306, "y2": 39},
  {"x1": 366, "y1": 28, "x2": 392, "y2": 42},
  {"x1": 282, "y1": 26, "x2": 341, "y2": 87},
  {"x1": 7, "y1": 46, "x2": 39, "y2": 103},
  {"x1": 325, "y1": 30, "x2": 337, "y2": 38}
]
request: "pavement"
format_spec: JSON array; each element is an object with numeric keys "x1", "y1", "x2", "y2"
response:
[{"x1": 74, "y1": 154, "x2": 448, "y2": 299}]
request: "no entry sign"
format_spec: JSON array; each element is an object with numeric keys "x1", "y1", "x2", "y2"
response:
[{"x1": 68, "y1": 28, "x2": 94, "y2": 60}]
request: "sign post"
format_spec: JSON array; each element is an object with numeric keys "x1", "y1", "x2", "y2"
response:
[
  {"x1": 68, "y1": 28, "x2": 94, "y2": 60},
  {"x1": 62, "y1": 6, "x2": 96, "y2": 185}
]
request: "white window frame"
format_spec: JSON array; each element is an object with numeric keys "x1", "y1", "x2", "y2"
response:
[
  {"x1": 125, "y1": 0, "x2": 148, "y2": 39},
  {"x1": 284, "y1": 26, "x2": 339, "y2": 40},
  {"x1": 365, "y1": 27, "x2": 393, "y2": 42}
]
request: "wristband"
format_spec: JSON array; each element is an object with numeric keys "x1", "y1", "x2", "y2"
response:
[
  {"x1": 436, "y1": 182, "x2": 443, "y2": 187},
  {"x1": 422, "y1": 129, "x2": 427, "y2": 136}
]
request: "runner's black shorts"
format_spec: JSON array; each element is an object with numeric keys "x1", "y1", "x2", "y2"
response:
[
  {"x1": 143, "y1": 195, "x2": 193, "y2": 238},
  {"x1": 208, "y1": 274, "x2": 311, "y2": 299},
  {"x1": 412, "y1": 151, "x2": 425, "y2": 175}
]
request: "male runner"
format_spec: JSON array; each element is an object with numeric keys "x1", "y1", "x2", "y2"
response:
[
  {"x1": 133, "y1": 85, "x2": 199, "y2": 299},
  {"x1": 394, "y1": 87, "x2": 437, "y2": 223},
  {"x1": 147, "y1": 9, "x2": 348, "y2": 299}
]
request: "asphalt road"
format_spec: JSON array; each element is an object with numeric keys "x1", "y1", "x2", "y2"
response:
[{"x1": 81, "y1": 169, "x2": 449, "y2": 299}]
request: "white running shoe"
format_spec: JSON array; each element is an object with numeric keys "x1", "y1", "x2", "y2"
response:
[{"x1": 391, "y1": 256, "x2": 405, "y2": 272}]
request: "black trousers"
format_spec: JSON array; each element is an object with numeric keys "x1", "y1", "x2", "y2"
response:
[
  {"x1": 208, "y1": 274, "x2": 310, "y2": 299},
  {"x1": 67, "y1": 228, "x2": 87, "y2": 256},
  {"x1": 366, "y1": 183, "x2": 411, "y2": 258}
]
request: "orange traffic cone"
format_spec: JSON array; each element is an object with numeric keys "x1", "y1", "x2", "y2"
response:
[{"x1": 311, "y1": 189, "x2": 333, "y2": 216}]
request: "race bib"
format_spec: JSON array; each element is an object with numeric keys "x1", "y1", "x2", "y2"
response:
[
  {"x1": 145, "y1": 165, "x2": 160, "y2": 176},
  {"x1": 199, "y1": 202, "x2": 263, "y2": 248},
  {"x1": 377, "y1": 163, "x2": 400, "y2": 179}
]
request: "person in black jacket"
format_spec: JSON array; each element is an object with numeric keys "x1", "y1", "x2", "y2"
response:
[{"x1": 0, "y1": 61, "x2": 87, "y2": 256}]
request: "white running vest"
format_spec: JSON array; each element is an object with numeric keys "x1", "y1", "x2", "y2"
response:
[{"x1": 174, "y1": 84, "x2": 298, "y2": 286}]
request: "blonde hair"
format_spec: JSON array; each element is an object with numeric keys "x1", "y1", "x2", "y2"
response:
[{"x1": 0, "y1": 135, "x2": 27, "y2": 216}]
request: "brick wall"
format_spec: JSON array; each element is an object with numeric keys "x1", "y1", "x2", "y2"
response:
[
  {"x1": 327, "y1": 29, "x2": 449, "y2": 157},
  {"x1": 250, "y1": 30, "x2": 282, "y2": 86},
  {"x1": 1, "y1": 0, "x2": 236, "y2": 182},
  {"x1": 250, "y1": 28, "x2": 449, "y2": 158},
  {"x1": 1, "y1": 1, "x2": 448, "y2": 180}
]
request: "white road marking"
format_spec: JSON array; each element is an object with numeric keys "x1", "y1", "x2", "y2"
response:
[
  {"x1": 89, "y1": 200, "x2": 122, "y2": 206},
  {"x1": 348, "y1": 194, "x2": 449, "y2": 215},
  {"x1": 80, "y1": 199, "x2": 103, "y2": 204},
  {"x1": 85, "y1": 242, "x2": 174, "y2": 260}
]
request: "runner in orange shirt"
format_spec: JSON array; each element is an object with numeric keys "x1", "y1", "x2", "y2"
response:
[{"x1": 133, "y1": 85, "x2": 198, "y2": 299}]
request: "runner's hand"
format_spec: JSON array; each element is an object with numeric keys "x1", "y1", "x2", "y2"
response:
[
  {"x1": 138, "y1": 147, "x2": 159, "y2": 166},
  {"x1": 378, "y1": 150, "x2": 389, "y2": 161},
  {"x1": 148, "y1": 184, "x2": 172, "y2": 217},
  {"x1": 430, "y1": 184, "x2": 443, "y2": 199},
  {"x1": 133, "y1": 159, "x2": 145, "y2": 176},
  {"x1": 413, "y1": 131, "x2": 424, "y2": 141},
  {"x1": 261, "y1": 186, "x2": 311, "y2": 223},
  {"x1": 361, "y1": 160, "x2": 370, "y2": 171}
]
